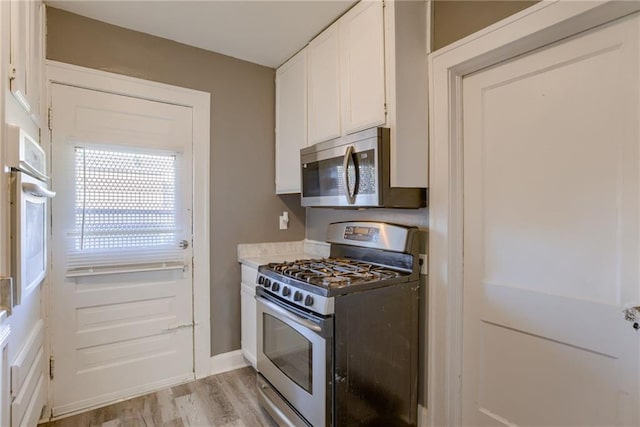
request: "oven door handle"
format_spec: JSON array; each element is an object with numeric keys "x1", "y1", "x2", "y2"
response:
[
  {"x1": 22, "y1": 182, "x2": 56, "y2": 198},
  {"x1": 257, "y1": 296, "x2": 322, "y2": 333}
]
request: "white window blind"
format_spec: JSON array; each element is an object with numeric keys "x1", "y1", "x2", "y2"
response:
[{"x1": 66, "y1": 146, "x2": 185, "y2": 277}]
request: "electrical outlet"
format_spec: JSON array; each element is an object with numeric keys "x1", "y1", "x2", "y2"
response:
[
  {"x1": 419, "y1": 254, "x2": 428, "y2": 275},
  {"x1": 279, "y1": 211, "x2": 289, "y2": 230}
]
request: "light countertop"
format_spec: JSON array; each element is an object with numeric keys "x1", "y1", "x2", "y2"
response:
[{"x1": 237, "y1": 239, "x2": 330, "y2": 269}]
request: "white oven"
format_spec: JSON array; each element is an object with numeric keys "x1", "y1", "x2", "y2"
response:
[{"x1": 8, "y1": 126, "x2": 55, "y2": 306}]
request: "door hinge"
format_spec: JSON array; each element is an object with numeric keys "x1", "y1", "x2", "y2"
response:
[
  {"x1": 47, "y1": 107, "x2": 53, "y2": 130},
  {"x1": 49, "y1": 356, "x2": 55, "y2": 380},
  {"x1": 384, "y1": 103, "x2": 388, "y2": 114}
]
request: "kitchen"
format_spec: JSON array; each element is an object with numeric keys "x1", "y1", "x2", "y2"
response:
[{"x1": 0, "y1": 0, "x2": 638, "y2": 426}]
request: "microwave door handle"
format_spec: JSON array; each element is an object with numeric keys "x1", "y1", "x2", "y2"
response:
[
  {"x1": 342, "y1": 145, "x2": 356, "y2": 205},
  {"x1": 22, "y1": 182, "x2": 56, "y2": 198}
]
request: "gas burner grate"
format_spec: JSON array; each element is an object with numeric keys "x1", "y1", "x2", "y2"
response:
[{"x1": 266, "y1": 258, "x2": 401, "y2": 288}]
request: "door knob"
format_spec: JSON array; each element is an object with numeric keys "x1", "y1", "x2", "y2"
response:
[{"x1": 179, "y1": 240, "x2": 189, "y2": 249}]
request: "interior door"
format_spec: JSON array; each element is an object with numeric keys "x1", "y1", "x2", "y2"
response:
[
  {"x1": 462, "y1": 13, "x2": 640, "y2": 426},
  {"x1": 49, "y1": 83, "x2": 194, "y2": 416}
]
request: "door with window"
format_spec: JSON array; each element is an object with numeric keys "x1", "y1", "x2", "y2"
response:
[{"x1": 49, "y1": 83, "x2": 194, "y2": 416}]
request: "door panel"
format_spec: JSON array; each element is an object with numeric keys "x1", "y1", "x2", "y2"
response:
[
  {"x1": 462, "y1": 14, "x2": 640, "y2": 426},
  {"x1": 50, "y1": 84, "x2": 194, "y2": 416},
  {"x1": 340, "y1": 0, "x2": 385, "y2": 134}
]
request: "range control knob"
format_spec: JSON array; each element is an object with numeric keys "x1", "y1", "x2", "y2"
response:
[
  {"x1": 271, "y1": 282, "x2": 280, "y2": 292},
  {"x1": 304, "y1": 295, "x2": 314, "y2": 307},
  {"x1": 282, "y1": 287, "x2": 291, "y2": 297},
  {"x1": 258, "y1": 276, "x2": 265, "y2": 285},
  {"x1": 294, "y1": 291, "x2": 303, "y2": 302},
  {"x1": 264, "y1": 278, "x2": 271, "y2": 288}
]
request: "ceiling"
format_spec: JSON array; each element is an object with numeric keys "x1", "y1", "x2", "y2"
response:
[{"x1": 45, "y1": 0, "x2": 357, "y2": 68}]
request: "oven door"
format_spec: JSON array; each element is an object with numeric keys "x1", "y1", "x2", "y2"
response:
[
  {"x1": 256, "y1": 292, "x2": 333, "y2": 427},
  {"x1": 12, "y1": 171, "x2": 55, "y2": 305}
]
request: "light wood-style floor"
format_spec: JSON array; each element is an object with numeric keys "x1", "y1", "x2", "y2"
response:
[{"x1": 39, "y1": 367, "x2": 278, "y2": 427}]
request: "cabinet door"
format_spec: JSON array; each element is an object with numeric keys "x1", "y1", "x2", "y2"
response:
[
  {"x1": 275, "y1": 49, "x2": 307, "y2": 194},
  {"x1": 240, "y1": 283, "x2": 257, "y2": 368},
  {"x1": 308, "y1": 23, "x2": 341, "y2": 144},
  {"x1": 9, "y1": 0, "x2": 43, "y2": 120},
  {"x1": 340, "y1": 0, "x2": 386, "y2": 135},
  {"x1": 0, "y1": 324, "x2": 9, "y2": 427}
]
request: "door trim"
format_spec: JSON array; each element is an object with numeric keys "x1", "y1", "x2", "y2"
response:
[
  {"x1": 427, "y1": 2, "x2": 640, "y2": 426},
  {"x1": 44, "y1": 61, "x2": 211, "y2": 384}
]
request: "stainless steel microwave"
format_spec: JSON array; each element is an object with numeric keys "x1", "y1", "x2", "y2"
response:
[{"x1": 300, "y1": 127, "x2": 426, "y2": 208}]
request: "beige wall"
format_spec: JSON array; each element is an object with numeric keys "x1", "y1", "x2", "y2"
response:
[
  {"x1": 433, "y1": 0, "x2": 538, "y2": 50},
  {"x1": 46, "y1": 7, "x2": 306, "y2": 357}
]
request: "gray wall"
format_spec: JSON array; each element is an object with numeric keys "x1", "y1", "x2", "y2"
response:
[
  {"x1": 46, "y1": 7, "x2": 306, "y2": 357},
  {"x1": 432, "y1": 0, "x2": 539, "y2": 50}
]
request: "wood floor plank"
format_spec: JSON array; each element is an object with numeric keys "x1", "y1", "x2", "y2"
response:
[
  {"x1": 39, "y1": 367, "x2": 277, "y2": 427},
  {"x1": 216, "y1": 370, "x2": 270, "y2": 426}
]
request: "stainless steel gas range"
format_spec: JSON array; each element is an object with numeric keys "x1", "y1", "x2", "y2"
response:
[{"x1": 256, "y1": 221, "x2": 420, "y2": 426}]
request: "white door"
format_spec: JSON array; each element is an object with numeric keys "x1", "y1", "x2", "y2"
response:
[
  {"x1": 49, "y1": 83, "x2": 194, "y2": 416},
  {"x1": 462, "y1": 13, "x2": 640, "y2": 426}
]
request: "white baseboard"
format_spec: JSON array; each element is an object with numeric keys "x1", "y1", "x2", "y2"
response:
[
  {"x1": 210, "y1": 350, "x2": 249, "y2": 376},
  {"x1": 418, "y1": 404, "x2": 428, "y2": 426}
]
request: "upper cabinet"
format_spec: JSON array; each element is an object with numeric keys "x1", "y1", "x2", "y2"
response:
[
  {"x1": 9, "y1": 0, "x2": 44, "y2": 125},
  {"x1": 308, "y1": 1, "x2": 386, "y2": 144},
  {"x1": 275, "y1": 0, "x2": 429, "y2": 192},
  {"x1": 384, "y1": 0, "x2": 429, "y2": 187},
  {"x1": 308, "y1": 24, "x2": 341, "y2": 145},
  {"x1": 276, "y1": 48, "x2": 308, "y2": 194},
  {"x1": 340, "y1": 0, "x2": 386, "y2": 135}
]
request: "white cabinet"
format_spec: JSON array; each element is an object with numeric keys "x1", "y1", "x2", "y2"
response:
[
  {"x1": 275, "y1": 0, "x2": 429, "y2": 191},
  {"x1": 309, "y1": 1, "x2": 386, "y2": 142},
  {"x1": 340, "y1": 0, "x2": 386, "y2": 135},
  {"x1": 9, "y1": 0, "x2": 44, "y2": 122},
  {"x1": 308, "y1": 23, "x2": 341, "y2": 145},
  {"x1": 240, "y1": 265, "x2": 258, "y2": 368},
  {"x1": 384, "y1": 0, "x2": 429, "y2": 187},
  {"x1": 275, "y1": 49, "x2": 307, "y2": 194},
  {"x1": 0, "y1": 321, "x2": 10, "y2": 427},
  {"x1": 10, "y1": 320, "x2": 45, "y2": 427}
]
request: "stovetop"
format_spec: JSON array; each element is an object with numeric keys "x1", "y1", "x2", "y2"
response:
[
  {"x1": 256, "y1": 221, "x2": 421, "y2": 315},
  {"x1": 257, "y1": 256, "x2": 414, "y2": 316},
  {"x1": 266, "y1": 258, "x2": 406, "y2": 289}
]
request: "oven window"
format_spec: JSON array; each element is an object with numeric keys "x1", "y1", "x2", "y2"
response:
[
  {"x1": 24, "y1": 200, "x2": 45, "y2": 286},
  {"x1": 263, "y1": 314, "x2": 313, "y2": 393}
]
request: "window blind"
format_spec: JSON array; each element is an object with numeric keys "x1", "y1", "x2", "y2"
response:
[{"x1": 66, "y1": 146, "x2": 185, "y2": 276}]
